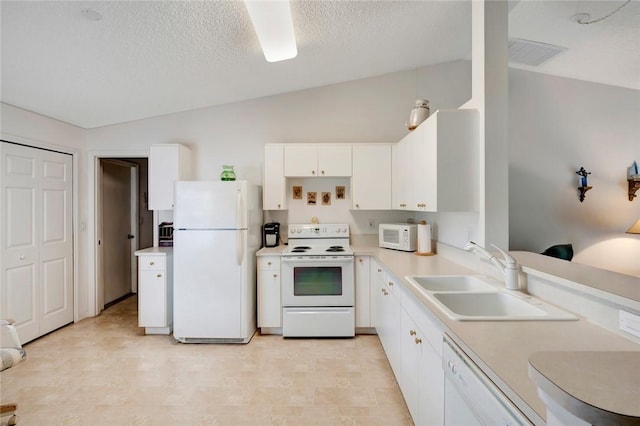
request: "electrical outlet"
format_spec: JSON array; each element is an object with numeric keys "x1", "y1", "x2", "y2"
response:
[{"x1": 368, "y1": 219, "x2": 375, "y2": 231}]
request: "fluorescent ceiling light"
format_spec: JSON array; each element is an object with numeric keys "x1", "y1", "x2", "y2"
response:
[{"x1": 244, "y1": 0, "x2": 297, "y2": 63}]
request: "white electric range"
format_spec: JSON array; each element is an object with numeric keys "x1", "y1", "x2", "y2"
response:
[{"x1": 280, "y1": 224, "x2": 355, "y2": 337}]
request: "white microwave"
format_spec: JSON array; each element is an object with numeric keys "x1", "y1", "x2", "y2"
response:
[{"x1": 379, "y1": 223, "x2": 417, "y2": 252}]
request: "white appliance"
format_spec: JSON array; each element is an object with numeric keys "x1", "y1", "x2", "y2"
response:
[
  {"x1": 379, "y1": 223, "x2": 417, "y2": 252},
  {"x1": 281, "y1": 224, "x2": 355, "y2": 337},
  {"x1": 173, "y1": 180, "x2": 262, "y2": 343},
  {"x1": 443, "y1": 334, "x2": 531, "y2": 426}
]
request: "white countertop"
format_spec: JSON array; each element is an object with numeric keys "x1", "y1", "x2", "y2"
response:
[
  {"x1": 135, "y1": 246, "x2": 173, "y2": 256},
  {"x1": 529, "y1": 351, "x2": 640, "y2": 424},
  {"x1": 255, "y1": 235, "x2": 640, "y2": 424}
]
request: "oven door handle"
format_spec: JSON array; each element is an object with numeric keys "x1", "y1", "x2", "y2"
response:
[{"x1": 281, "y1": 257, "x2": 354, "y2": 265}]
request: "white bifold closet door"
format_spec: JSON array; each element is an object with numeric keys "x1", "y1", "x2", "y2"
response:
[{"x1": 0, "y1": 142, "x2": 73, "y2": 344}]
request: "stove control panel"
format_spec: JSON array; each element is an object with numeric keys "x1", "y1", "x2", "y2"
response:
[{"x1": 288, "y1": 224, "x2": 350, "y2": 238}]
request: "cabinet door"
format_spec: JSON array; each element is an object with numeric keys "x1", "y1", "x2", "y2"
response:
[
  {"x1": 258, "y1": 269, "x2": 281, "y2": 327},
  {"x1": 149, "y1": 144, "x2": 191, "y2": 210},
  {"x1": 318, "y1": 145, "x2": 352, "y2": 176},
  {"x1": 354, "y1": 256, "x2": 370, "y2": 327},
  {"x1": 284, "y1": 145, "x2": 317, "y2": 177},
  {"x1": 392, "y1": 135, "x2": 413, "y2": 210},
  {"x1": 263, "y1": 144, "x2": 286, "y2": 210},
  {"x1": 138, "y1": 269, "x2": 167, "y2": 327},
  {"x1": 405, "y1": 109, "x2": 478, "y2": 213},
  {"x1": 376, "y1": 275, "x2": 402, "y2": 379},
  {"x1": 412, "y1": 118, "x2": 437, "y2": 212},
  {"x1": 352, "y1": 145, "x2": 391, "y2": 210},
  {"x1": 400, "y1": 307, "x2": 420, "y2": 421}
]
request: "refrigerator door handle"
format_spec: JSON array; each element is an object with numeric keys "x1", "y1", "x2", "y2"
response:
[
  {"x1": 236, "y1": 189, "x2": 244, "y2": 228},
  {"x1": 236, "y1": 230, "x2": 244, "y2": 265}
]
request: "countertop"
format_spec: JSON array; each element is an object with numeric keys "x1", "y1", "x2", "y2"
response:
[
  {"x1": 135, "y1": 247, "x2": 173, "y2": 255},
  {"x1": 255, "y1": 236, "x2": 640, "y2": 424},
  {"x1": 529, "y1": 351, "x2": 640, "y2": 424}
]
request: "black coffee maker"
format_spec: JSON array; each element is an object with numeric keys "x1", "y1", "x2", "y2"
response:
[{"x1": 263, "y1": 222, "x2": 280, "y2": 248}]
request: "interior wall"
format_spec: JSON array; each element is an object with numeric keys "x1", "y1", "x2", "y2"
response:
[
  {"x1": 509, "y1": 69, "x2": 640, "y2": 277},
  {"x1": 86, "y1": 60, "x2": 474, "y2": 237},
  {"x1": 0, "y1": 103, "x2": 90, "y2": 316}
]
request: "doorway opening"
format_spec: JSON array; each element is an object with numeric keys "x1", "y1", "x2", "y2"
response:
[{"x1": 97, "y1": 157, "x2": 152, "y2": 313}]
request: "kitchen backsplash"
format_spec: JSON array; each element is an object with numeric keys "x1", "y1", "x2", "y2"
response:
[{"x1": 263, "y1": 177, "x2": 408, "y2": 238}]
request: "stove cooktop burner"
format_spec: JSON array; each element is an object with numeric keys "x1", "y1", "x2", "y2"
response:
[
  {"x1": 293, "y1": 246, "x2": 311, "y2": 250},
  {"x1": 326, "y1": 247, "x2": 345, "y2": 252}
]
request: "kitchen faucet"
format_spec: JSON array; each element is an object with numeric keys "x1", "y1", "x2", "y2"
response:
[{"x1": 464, "y1": 241, "x2": 520, "y2": 290}]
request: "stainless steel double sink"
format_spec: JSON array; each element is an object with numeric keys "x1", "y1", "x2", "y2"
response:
[{"x1": 405, "y1": 275, "x2": 577, "y2": 321}]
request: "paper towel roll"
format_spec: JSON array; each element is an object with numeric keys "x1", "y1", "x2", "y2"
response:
[{"x1": 417, "y1": 221, "x2": 432, "y2": 255}]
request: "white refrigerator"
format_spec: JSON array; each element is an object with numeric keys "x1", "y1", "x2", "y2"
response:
[{"x1": 173, "y1": 180, "x2": 262, "y2": 343}]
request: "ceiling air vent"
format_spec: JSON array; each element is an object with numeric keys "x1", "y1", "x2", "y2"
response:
[{"x1": 508, "y1": 38, "x2": 567, "y2": 66}]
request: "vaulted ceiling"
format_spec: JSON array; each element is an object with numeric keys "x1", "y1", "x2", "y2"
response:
[{"x1": 1, "y1": 1, "x2": 638, "y2": 129}]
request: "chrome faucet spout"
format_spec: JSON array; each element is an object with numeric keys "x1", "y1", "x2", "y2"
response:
[{"x1": 464, "y1": 241, "x2": 520, "y2": 290}]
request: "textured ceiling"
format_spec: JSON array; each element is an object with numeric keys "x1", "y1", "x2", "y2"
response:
[{"x1": 0, "y1": 1, "x2": 638, "y2": 129}]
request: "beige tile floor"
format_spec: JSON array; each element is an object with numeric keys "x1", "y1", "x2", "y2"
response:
[{"x1": 1, "y1": 296, "x2": 413, "y2": 425}]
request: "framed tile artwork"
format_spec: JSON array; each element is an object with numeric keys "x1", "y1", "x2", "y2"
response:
[
  {"x1": 292, "y1": 185, "x2": 302, "y2": 199},
  {"x1": 307, "y1": 192, "x2": 317, "y2": 205}
]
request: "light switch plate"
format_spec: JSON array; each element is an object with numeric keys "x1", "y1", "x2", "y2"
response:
[{"x1": 619, "y1": 310, "x2": 640, "y2": 338}]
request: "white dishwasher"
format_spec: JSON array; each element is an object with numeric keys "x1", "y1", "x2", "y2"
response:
[{"x1": 443, "y1": 334, "x2": 531, "y2": 426}]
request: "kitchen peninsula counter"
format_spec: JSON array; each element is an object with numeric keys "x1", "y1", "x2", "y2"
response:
[{"x1": 348, "y1": 234, "x2": 640, "y2": 425}]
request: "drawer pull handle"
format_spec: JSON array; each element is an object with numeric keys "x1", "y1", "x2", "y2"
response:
[
  {"x1": 377, "y1": 268, "x2": 382, "y2": 272},
  {"x1": 415, "y1": 337, "x2": 422, "y2": 345},
  {"x1": 388, "y1": 281, "x2": 394, "y2": 287},
  {"x1": 267, "y1": 262, "x2": 272, "y2": 266},
  {"x1": 273, "y1": 274, "x2": 278, "y2": 278},
  {"x1": 149, "y1": 261, "x2": 155, "y2": 265},
  {"x1": 409, "y1": 330, "x2": 416, "y2": 336},
  {"x1": 156, "y1": 274, "x2": 162, "y2": 278}
]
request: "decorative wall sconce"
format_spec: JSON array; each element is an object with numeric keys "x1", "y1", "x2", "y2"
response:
[
  {"x1": 576, "y1": 167, "x2": 592, "y2": 202},
  {"x1": 627, "y1": 161, "x2": 640, "y2": 201}
]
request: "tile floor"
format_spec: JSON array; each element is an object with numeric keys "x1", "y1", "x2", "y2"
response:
[{"x1": 1, "y1": 296, "x2": 413, "y2": 425}]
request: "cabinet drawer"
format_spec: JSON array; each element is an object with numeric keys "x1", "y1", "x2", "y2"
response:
[
  {"x1": 139, "y1": 256, "x2": 166, "y2": 271},
  {"x1": 259, "y1": 256, "x2": 280, "y2": 271}
]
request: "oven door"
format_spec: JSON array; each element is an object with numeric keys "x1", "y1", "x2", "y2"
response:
[{"x1": 281, "y1": 256, "x2": 354, "y2": 307}]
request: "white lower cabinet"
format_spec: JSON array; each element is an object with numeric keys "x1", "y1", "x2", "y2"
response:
[
  {"x1": 355, "y1": 256, "x2": 371, "y2": 327},
  {"x1": 136, "y1": 248, "x2": 173, "y2": 334},
  {"x1": 400, "y1": 305, "x2": 444, "y2": 425},
  {"x1": 257, "y1": 256, "x2": 281, "y2": 330},
  {"x1": 375, "y1": 272, "x2": 402, "y2": 379},
  {"x1": 373, "y1": 265, "x2": 445, "y2": 426}
]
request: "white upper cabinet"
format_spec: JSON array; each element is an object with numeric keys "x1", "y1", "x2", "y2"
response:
[
  {"x1": 263, "y1": 144, "x2": 286, "y2": 210},
  {"x1": 149, "y1": 144, "x2": 192, "y2": 210},
  {"x1": 284, "y1": 144, "x2": 352, "y2": 177},
  {"x1": 394, "y1": 109, "x2": 479, "y2": 212},
  {"x1": 392, "y1": 132, "x2": 414, "y2": 210},
  {"x1": 352, "y1": 144, "x2": 392, "y2": 210}
]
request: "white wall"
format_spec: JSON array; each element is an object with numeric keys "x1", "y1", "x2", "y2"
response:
[
  {"x1": 509, "y1": 69, "x2": 640, "y2": 277},
  {"x1": 0, "y1": 103, "x2": 91, "y2": 317},
  {"x1": 5, "y1": 59, "x2": 636, "y2": 324},
  {"x1": 87, "y1": 60, "x2": 473, "y2": 236}
]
